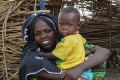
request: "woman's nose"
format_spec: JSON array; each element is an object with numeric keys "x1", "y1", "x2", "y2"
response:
[{"x1": 40, "y1": 32, "x2": 47, "y2": 39}]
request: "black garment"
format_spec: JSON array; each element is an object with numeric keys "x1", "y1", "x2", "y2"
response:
[{"x1": 19, "y1": 43, "x2": 61, "y2": 80}]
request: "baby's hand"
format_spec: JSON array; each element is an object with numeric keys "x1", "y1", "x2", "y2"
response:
[
  {"x1": 38, "y1": 52, "x2": 46, "y2": 56},
  {"x1": 38, "y1": 52, "x2": 56, "y2": 59}
]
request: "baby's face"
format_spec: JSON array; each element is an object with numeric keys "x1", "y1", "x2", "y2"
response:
[{"x1": 58, "y1": 12, "x2": 79, "y2": 37}]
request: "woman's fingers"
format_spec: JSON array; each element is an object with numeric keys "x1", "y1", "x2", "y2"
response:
[
  {"x1": 60, "y1": 73, "x2": 65, "y2": 80},
  {"x1": 62, "y1": 75, "x2": 74, "y2": 80},
  {"x1": 60, "y1": 72, "x2": 76, "y2": 80}
]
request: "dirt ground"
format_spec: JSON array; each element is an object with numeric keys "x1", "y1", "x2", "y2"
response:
[{"x1": 105, "y1": 68, "x2": 120, "y2": 80}]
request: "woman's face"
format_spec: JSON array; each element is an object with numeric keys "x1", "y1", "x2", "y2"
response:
[{"x1": 34, "y1": 20, "x2": 55, "y2": 49}]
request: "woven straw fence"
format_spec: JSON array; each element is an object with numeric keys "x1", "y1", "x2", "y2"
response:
[
  {"x1": 0, "y1": 0, "x2": 120, "y2": 80},
  {"x1": 0, "y1": 0, "x2": 40, "y2": 80}
]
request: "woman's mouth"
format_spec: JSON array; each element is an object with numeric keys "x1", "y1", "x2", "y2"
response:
[
  {"x1": 41, "y1": 40, "x2": 52, "y2": 49},
  {"x1": 42, "y1": 41, "x2": 49, "y2": 44}
]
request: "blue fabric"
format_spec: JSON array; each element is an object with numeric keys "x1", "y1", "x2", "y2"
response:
[
  {"x1": 19, "y1": 43, "x2": 61, "y2": 80},
  {"x1": 39, "y1": 0, "x2": 45, "y2": 10},
  {"x1": 81, "y1": 69, "x2": 93, "y2": 80}
]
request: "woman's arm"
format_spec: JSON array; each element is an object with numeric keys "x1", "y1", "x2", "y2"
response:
[{"x1": 61, "y1": 46, "x2": 111, "y2": 80}]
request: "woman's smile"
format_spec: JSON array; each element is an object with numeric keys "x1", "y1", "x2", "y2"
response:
[{"x1": 42, "y1": 40, "x2": 49, "y2": 44}]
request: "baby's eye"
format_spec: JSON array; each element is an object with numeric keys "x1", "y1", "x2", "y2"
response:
[
  {"x1": 67, "y1": 23, "x2": 72, "y2": 26},
  {"x1": 58, "y1": 23, "x2": 62, "y2": 25}
]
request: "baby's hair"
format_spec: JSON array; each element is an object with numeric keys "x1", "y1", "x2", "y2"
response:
[{"x1": 60, "y1": 6, "x2": 80, "y2": 23}]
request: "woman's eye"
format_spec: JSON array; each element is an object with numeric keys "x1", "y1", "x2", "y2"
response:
[
  {"x1": 35, "y1": 32, "x2": 41, "y2": 36},
  {"x1": 45, "y1": 29, "x2": 52, "y2": 33}
]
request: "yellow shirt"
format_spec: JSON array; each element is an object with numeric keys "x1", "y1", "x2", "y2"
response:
[{"x1": 52, "y1": 34, "x2": 86, "y2": 70}]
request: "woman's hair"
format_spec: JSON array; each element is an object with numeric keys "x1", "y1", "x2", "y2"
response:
[{"x1": 22, "y1": 12, "x2": 60, "y2": 50}]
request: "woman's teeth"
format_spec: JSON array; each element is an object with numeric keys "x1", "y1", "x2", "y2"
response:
[{"x1": 42, "y1": 41, "x2": 49, "y2": 44}]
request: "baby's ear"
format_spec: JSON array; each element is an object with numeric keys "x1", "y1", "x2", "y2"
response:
[
  {"x1": 75, "y1": 31, "x2": 79, "y2": 34},
  {"x1": 75, "y1": 27, "x2": 80, "y2": 34},
  {"x1": 77, "y1": 24, "x2": 80, "y2": 29}
]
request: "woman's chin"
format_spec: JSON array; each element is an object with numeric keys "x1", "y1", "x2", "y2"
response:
[{"x1": 42, "y1": 44, "x2": 52, "y2": 50}]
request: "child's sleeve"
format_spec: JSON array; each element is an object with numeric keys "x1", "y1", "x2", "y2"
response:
[
  {"x1": 82, "y1": 37, "x2": 86, "y2": 44},
  {"x1": 52, "y1": 38, "x2": 74, "y2": 61}
]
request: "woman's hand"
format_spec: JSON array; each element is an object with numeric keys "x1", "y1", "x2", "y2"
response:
[{"x1": 60, "y1": 65, "x2": 84, "y2": 80}]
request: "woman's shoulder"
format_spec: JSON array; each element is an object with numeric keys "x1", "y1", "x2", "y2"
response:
[
  {"x1": 23, "y1": 42, "x2": 37, "y2": 51},
  {"x1": 21, "y1": 42, "x2": 38, "y2": 59}
]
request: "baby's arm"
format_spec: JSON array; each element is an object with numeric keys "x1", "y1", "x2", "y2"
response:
[{"x1": 39, "y1": 52, "x2": 58, "y2": 60}]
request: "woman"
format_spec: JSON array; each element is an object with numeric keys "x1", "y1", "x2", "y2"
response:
[
  {"x1": 19, "y1": 12, "x2": 110, "y2": 80},
  {"x1": 20, "y1": 12, "x2": 62, "y2": 80}
]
